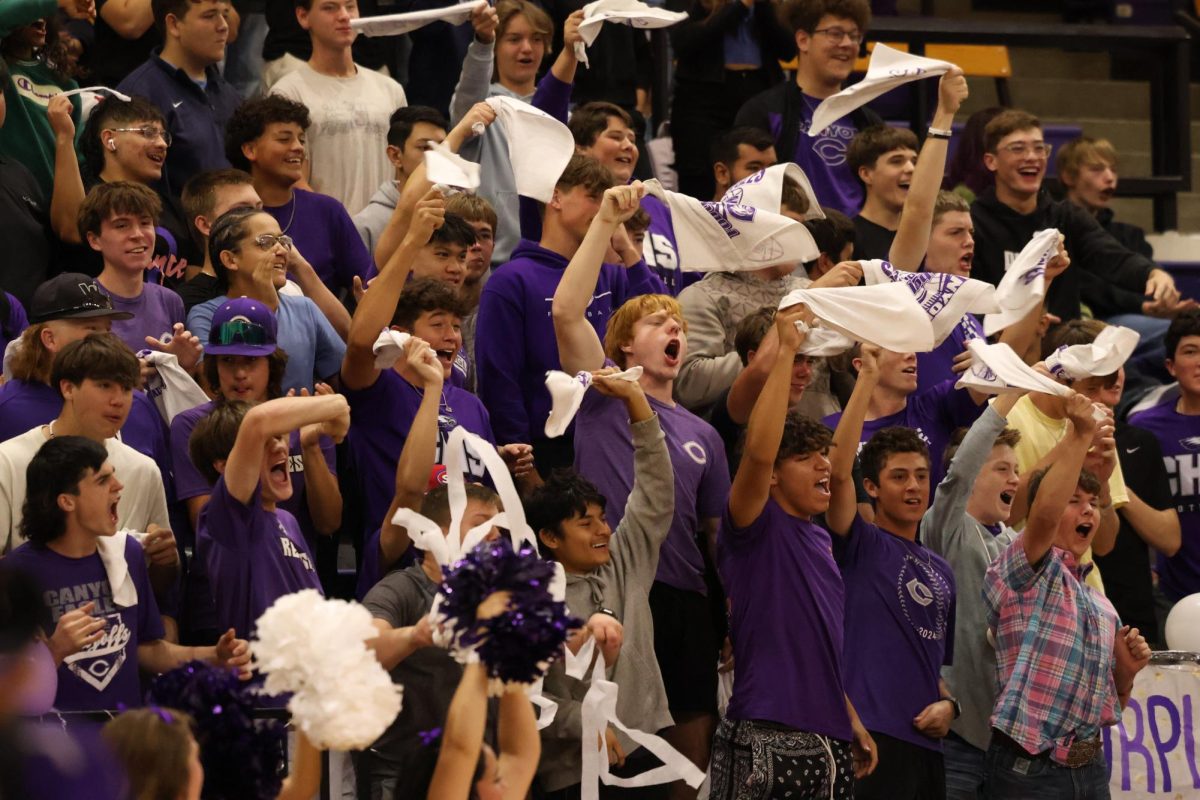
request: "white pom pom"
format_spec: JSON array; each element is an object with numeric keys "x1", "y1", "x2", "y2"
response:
[{"x1": 253, "y1": 591, "x2": 403, "y2": 750}]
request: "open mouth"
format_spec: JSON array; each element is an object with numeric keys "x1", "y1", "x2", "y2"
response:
[
  {"x1": 999, "y1": 491, "x2": 1014, "y2": 506},
  {"x1": 434, "y1": 348, "x2": 456, "y2": 365},
  {"x1": 904, "y1": 497, "x2": 923, "y2": 507},
  {"x1": 901, "y1": 365, "x2": 917, "y2": 376},
  {"x1": 147, "y1": 152, "x2": 165, "y2": 165},
  {"x1": 109, "y1": 500, "x2": 119, "y2": 525},
  {"x1": 283, "y1": 155, "x2": 303, "y2": 167},
  {"x1": 591, "y1": 541, "x2": 609, "y2": 551},
  {"x1": 664, "y1": 338, "x2": 681, "y2": 361},
  {"x1": 615, "y1": 155, "x2": 633, "y2": 166},
  {"x1": 1017, "y1": 166, "x2": 1041, "y2": 178},
  {"x1": 128, "y1": 246, "x2": 148, "y2": 254},
  {"x1": 898, "y1": 180, "x2": 911, "y2": 191},
  {"x1": 959, "y1": 252, "x2": 974, "y2": 271},
  {"x1": 1098, "y1": 188, "x2": 1115, "y2": 201},
  {"x1": 815, "y1": 478, "x2": 830, "y2": 496},
  {"x1": 1075, "y1": 522, "x2": 1093, "y2": 538}
]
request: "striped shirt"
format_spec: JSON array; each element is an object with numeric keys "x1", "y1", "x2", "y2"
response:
[{"x1": 984, "y1": 536, "x2": 1120, "y2": 764}]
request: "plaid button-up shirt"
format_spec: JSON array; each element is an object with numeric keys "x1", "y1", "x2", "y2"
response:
[{"x1": 984, "y1": 536, "x2": 1120, "y2": 763}]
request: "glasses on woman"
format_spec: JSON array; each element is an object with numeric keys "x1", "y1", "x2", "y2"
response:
[
  {"x1": 111, "y1": 126, "x2": 172, "y2": 147},
  {"x1": 812, "y1": 26, "x2": 863, "y2": 45},
  {"x1": 252, "y1": 233, "x2": 294, "y2": 251}
]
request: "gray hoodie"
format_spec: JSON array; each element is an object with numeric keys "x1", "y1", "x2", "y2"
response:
[
  {"x1": 538, "y1": 413, "x2": 676, "y2": 792},
  {"x1": 352, "y1": 179, "x2": 401, "y2": 259},
  {"x1": 919, "y1": 404, "x2": 1018, "y2": 751}
]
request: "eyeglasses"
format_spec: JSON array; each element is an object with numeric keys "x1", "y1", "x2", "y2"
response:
[
  {"x1": 812, "y1": 26, "x2": 863, "y2": 45},
  {"x1": 252, "y1": 233, "x2": 294, "y2": 251},
  {"x1": 998, "y1": 141, "x2": 1052, "y2": 159},
  {"x1": 111, "y1": 126, "x2": 172, "y2": 146},
  {"x1": 213, "y1": 318, "x2": 270, "y2": 346}
]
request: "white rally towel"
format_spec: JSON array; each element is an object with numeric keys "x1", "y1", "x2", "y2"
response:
[
  {"x1": 351, "y1": 1, "x2": 485, "y2": 36},
  {"x1": 139, "y1": 350, "x2": 209, "y2": 424},
  {"x1": 372, "y1": 329, "x2": 413, "y2": 370},
  {"x1": 642, "y1": 179, "x2": 820, "y2": 270},
  {"x1": 97, "y1": 530, "x2": 141, "y2": 607},
  {"x1": 861, "y1": 259, "x2": 999, "y2": 346},
  {"x1": 983, "y1": 229, "x2": 1060, "y2": 336},
  {"x1": 1044, "y1": 325, "x2": 1140, "y2": 382},
  {"x1": 58, "y1": 85, "x2": 131, "y2": 102},
  {"x1": 486, "y1": 96, "x2": 576, "y2": 203},
  {"x1": 720, "y1": 163, "x2": 824, "y2": 221},
  {"x1": 425, "y1": 141, "x2": 481, "y2": 192},
  {"x1": 795, "y1": 320, "x2": 856, "y2": 357},
  {"x1": 955, "y1": 338, "x2": 1070, "y2": 397},
  {"x1": 575, "y1": 0, "x2": 687, "y2": 66},
  {"x1": 580, "y1": 649, "x2": 706, "y2": 800},
  {"x1": 809, "y1": 44, "x2": 957, "y2": 135},
  {"x1": 779, "y1": 282, "x2": 937, "y2": 353},
  {"x1": 544, "y1": 367, "x2": 643, "y2": 438}
]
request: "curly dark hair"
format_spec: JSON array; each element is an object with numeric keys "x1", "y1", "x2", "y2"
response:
[
  {"x1": 0, "y1": 14, "x2": 77, "y2": 82},
  {"x1": 392, "y1": 277, "x2": 469, "y2": 329},
  {"x1": 781, "y1": 0, "x2": 870, "y2": 34},
  {"x1": 1166, "y1": 309, "x2": 1200, "y2": 362},
  {"x1": 526, "y1": 469, "x2": 607, "y2": 558},
  {"x1": 224, "y1": 95, "x2": 311, "y2": 171},
  {"x1": 859, "y1": 426, "x2": 930, "y2": 485}
]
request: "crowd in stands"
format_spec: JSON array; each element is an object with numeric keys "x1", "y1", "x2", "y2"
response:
[{"x1": 1, "y1": 0, "x2": 1196, "y2": 798}]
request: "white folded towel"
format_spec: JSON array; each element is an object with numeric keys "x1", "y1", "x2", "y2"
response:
[
  {"x1": 779, "y1": 282, "x2": 937, "y2": 353},
  {"x1": 351, "y1": 2, "x2": 485, "y2": 36},
  {"x1": 425, "y1": 141, "x2": 482, "y2": 192},
  {"x1": 575, "y1": 0, "x2": 687, "y2": 66},
  {"x1": 1044, "y1": 325, "x2": 1140, "y2": 382},
  {"x1": 861, "y1": 259, "x2": 999, "y2": 346},
  {"x1": 372, "y1": 329, "x2": 413, "y2": 370},
  {"x1": 486, "y1": 96, "x2": 576, "y2": 203},
  {"x1": 983, "y1": 228, "x2": 1060, "y2": 336},
  {"x1": 97, "y1": 530, "x2": 140, "y2": 607},
  {"x1": 544, "y1": 367, "x2": 643, "y2": 438},
  {"x1": 720, "y1": 163, "x2": 825, "y2": 221}
]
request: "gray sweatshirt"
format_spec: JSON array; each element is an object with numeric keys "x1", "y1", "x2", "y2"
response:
[
  {"x1": 920, "y1": 404, "x2": 1017, "y2": 751},
  {"x1": 450, "y1": 39, "x2": 528, "y2": 265},
  {"x1": 352, "y1": 179, "x2": 400, "y2": 259},
  {"x1": 538, "y1": 413, "x2": 676, "y2": 792}
]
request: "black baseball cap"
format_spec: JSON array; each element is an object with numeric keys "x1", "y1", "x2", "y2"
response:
[{"x1": 27, "y1": 273, "x2": 134, "y2": 324}]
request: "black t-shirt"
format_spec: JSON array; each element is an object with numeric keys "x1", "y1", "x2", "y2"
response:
[
  {"x1": 851, "y1": 214, "x2": 897, "y2": 262},
  {"x1": 0, "y1": 158, "x2": 54, "y2": 305},
  {"x1": 176, "y1": 273, "x2": 223, "y2": 313},
  {"x1": 1093, "y1": 423, "x2": 1173, "y2": 644},
  {"x1": 92, "y1": 0, "x2": 158, "y2": 87},
  {"x1": 710, "y1": 388, "x2": 744, "y2": 476}
]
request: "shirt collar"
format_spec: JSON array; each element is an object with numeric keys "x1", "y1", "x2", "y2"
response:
[{"x1": 1055, "y1": 546, "x2": 1094, "y2": 581}]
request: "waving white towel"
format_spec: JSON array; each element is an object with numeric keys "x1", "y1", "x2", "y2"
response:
[
  {"x1": 580, "y1": 650, "x2": 706, "y2": 800},
  {"x1": 139, "y1": 351, "x2": 209, "y2": 424},
  {"x1": 861, "y1": 260, "x2": 999, "y2": 346},
  {"x1": 809, "y1": 44, "x2": 957, "y2": 135},
  {"x1": 721, "y1": 163, "x2": 825, "y2": 221},
  {"x1": 1044, "y1": 325, "x2": 1140, "y2": 382},
  {"x1": 779, "y1": 282, "x2": 937, "y2": 352},
  {"x1": 486, "y1": 96, "x2": 576, "y2": 203},
  {"x1": 351, "y1": 2, "x2": 485, "y2": 36},
  {"x1": 642, "y1": 179, "x2": 820, "y2": 270},
  {"x1": 795, "y1": 320, "x2": 856, "y2": 356},
  {"x1": 371, "y1": 329, "x2": 413, "y2": 370},
  {"x1": 59, "y1": 85, "x2": 131, "y2": 101},
  {"x1": 955, "y1": 339, "x2": 1070, "y2": 397},
  {"x1": 544, "y1": 367, "x2": 644, "y2": 438},
  {"x1": 425, "y1": 141, "x2": 481, "y2": 192},
  {"x1": 983, "y1": 229, "x2": 1061, "y2": 336},
  {"x1": 574, "y1": 0, "x2": 687, "y2": 66}
]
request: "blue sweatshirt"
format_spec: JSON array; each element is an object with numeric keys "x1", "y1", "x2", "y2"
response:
[{"x1": 474, "y1": 239, "x2": 665, "y2": 445}]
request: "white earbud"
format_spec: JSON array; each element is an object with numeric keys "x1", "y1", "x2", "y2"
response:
[{"x1": 107, "y1": 139, "x2": 117, "y2": 152}]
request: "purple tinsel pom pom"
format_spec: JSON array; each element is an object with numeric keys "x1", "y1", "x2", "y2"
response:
[
  {"x1": 439, "y1": 538, "x2": 581, "y2": 685},
  {"x1": 148, "y1": 661, "x2": 286, "y2": 800}
]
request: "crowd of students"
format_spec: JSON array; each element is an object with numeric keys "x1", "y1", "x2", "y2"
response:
[{"x1": 0, "y1": 0, "x2": 1196, "y2": 798}]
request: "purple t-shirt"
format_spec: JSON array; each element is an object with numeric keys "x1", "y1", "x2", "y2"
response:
[
  {"x1": 169, "y1": 399, "x2": 337, "y2": 545},
  {"x1": 196, "y1": 475, "x2": 323, "y2": 638},
  {"x1": 1128, "y1": 398, "x2": 1200, "y2": 601},
  {"x1": 717, "y1": 498, "x2": 851, "y2": 740},
  {"x1": 99, "y1": 281, "x2": 185, "y2": 354},
  {"x1": 6, "y1": 536, "x2": 163, "y2": 712},
  {"x1": 574, "y1": 391, "x2": 729, "y2": 594},
  {"x1": 833, "y1": 515, "x2": 956, "y2": 751},
  {"x1": 822, "y1": 379, "x2": 984, "y2": 484},
  {"x1": 264, "y1": 189, "x2": 374, "y2": 295},
  {"x1": 0, "y1": 379, "x2": 169, "y2": 466},
  {"x1": 774, "y1": 94, "x2": 864, "y2": 218},
  {"x1": 345, "y1": 369, "x2": 495, "y2": 536},
  {"x1": 0, "y1": 291, "x2": 28, "y2": 355},
  {"x1": 917, "y1": 314, "x2": 984, "y2": 395}
]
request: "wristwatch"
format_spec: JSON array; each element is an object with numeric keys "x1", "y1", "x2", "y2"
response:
[
  {"x1": 945, "y1": 696, "x2": 962, "y2": 719},
  {"x1": 596, "y1": 607, "x2": 620, "y2": 623}
]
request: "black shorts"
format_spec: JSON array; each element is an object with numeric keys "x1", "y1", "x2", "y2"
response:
[{"x1": 648, "y1": 581, "x2": 719, "y2": 716}]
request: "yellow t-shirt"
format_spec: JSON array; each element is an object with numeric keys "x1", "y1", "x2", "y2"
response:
[{"x1": 1006, "y1": 395, "x2": 1128, "y2": 593}]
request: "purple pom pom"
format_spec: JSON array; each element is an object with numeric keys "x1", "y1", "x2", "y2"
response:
[
  {"x1": 148, "y1": 661, "x2": 286, "y2": 800},
  {"x1": 439, "y1": 538, "x2": 581, "y2": 685}
]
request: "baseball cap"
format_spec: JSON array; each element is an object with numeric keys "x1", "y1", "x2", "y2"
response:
[
  {"x1": 27, "y1": 273, "x2": 134, "y2": 324},
  {"x1": 205, "y1": 296, "x2": 278, "y2": 357}
]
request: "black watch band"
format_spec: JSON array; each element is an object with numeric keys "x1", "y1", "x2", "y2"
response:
[
  {"x1": 946, "y1": 696, "x2": 962, "y2": 719},
  {"x1": 596, "y1": 607, "x2": 619, "y2": 622}
]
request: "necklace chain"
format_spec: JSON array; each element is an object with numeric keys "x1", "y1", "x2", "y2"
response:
[{"x1": 280, "y1": 192, "x2": 298, "y2": 234}]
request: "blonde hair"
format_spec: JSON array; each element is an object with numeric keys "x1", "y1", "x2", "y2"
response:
[
  {"x1": 8, "y1": 324, "x2": 55, "y2": 384},
  {"x1": 931, "y1": 190, "x2": 970, "y2": 227},
  {"x1": 1055, "y1": 136, "x2": 1119, "y2": 183},
  {"x1": 603, "y1": 295, "x2": 688, "y2": 368},
  {"x1": 103, "y1": 708, "x2": 196, "y2": 800}
]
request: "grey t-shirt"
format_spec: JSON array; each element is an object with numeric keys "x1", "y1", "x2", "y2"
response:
[{"x1": 359, "y1": 565, "x2": 461, "y2": 797}]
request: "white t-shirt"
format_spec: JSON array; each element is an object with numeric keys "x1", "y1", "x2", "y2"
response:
[
  {"x1": 271, "y1": 62, "x2": 408, "y2": 216},
  {"x1": 0, "y1": 427, "x2": 171, "y2": 553}
]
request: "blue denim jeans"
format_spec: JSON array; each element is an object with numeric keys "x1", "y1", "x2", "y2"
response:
[
  {"x1": 983, "y1": 737, "x2": 1110, "y2": 800},
  {"x1": 943, "y1": 731, "x2": 986, "y2": 800}
]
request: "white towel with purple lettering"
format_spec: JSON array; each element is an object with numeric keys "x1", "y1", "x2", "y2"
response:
[
  {"x1": 983, "y1": 228, "x2": 1060, "y2": 336},
  {"x1": 809, "y1": 44, "x2": 957, "y2": 135},
  {"x1": 1044, "y1": 325, "x2": 1140, "y2": 381},
  {"x1": 351, "y1": 2, "x2": 485, "y2": 36},
  {"x1": 955, "y1": 338, "x2": 1070, "y2": 397},
  {"x1": 485, "y1": 96, "x2": 576, "y2": 203},
  {"x1": 720, "y1": 163, "x2": 825, "y2": 221},
  {"x1": 861, "y1": 259, "x2": 999, "y2": 346},
  {"x1": 642, "y1": 179, "x2": 820, "y2": 270},
  {"x1": 575, "y1": 0, "x2": 687, "y2": 66},
  {"x1": 779, "y1": 282, "x2": 936, "y2": 352}
]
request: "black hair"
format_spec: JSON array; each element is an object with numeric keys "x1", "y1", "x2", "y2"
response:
[
  {"x1": 387, "y1": 105, "x2": 449, "y2": 148},
  {"x1": 430, "y1": 213, "x2": 477, "y2": 250},
  {"x1": 80, "y1": 96, "x2": 166, "y2": 182},
  {"x1": 203, "y1": 350, "x2": 290, "y2": 402},
  {"x1": 803, "y1": 208, "x2": 855, "y2": 262},
  {"x1": 526, "y1": 469, "x2": 607, "y2": 558},
  {"x1": 710, "y1": 126, "x2": 776, "y2": 167},
  {"x1": 391, "y1": 278, "x2": 468, "y2": 329},
  {"x1": 859, "y1": 426, "x2": 930, "y2": 485},
  {"x1": 1166, "y1": 308, "x2": 1200, "y2": 362},
  {"x1": 20, "y1": 436, "x2": 110, "y2": 547},
  {"x1": 207, "y1": 207, "x2": 267, "y2": 293},
  {"x1": 224, "y1": 95, "x2": 311, "y2": 172}
]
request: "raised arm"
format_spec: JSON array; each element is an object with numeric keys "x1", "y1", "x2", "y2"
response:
[
  {"x1": 98, "y1": 0, "x2": 153, "y2": 39},
  {"x1": 548, "y1": 10, "x2": 584, "y2": 86},
  {"x1": 449, "y1": 6, "x2": 498, "y2": 125},
  {"x1": 1022, "y1": 392, "x2": 1095, "y2": 566},
  {"x1": 297, "y1": 383, "x2": 343, "y2": 535},
  {"x1": 223, "y1": 395, "x2": 350, "y2": 505},
  {"x1": 496, "y1": 684, "x2": 540, "y2": 800},
  {"x1": 827, "y1": 345, "x2": 881, "y2": 537},
  {"x1": 888, "y1": 69, "x2": 968, "y2": 270},
  {"x1": 343, "y1": 190, "x2": 444, "y2": 391},
  {"x1": 47, "y1": 95, "x2": 86, "y2": 245},
  {"x1": 552, "y1": 183, "x2": 644, "y2": 374},
  {"x1": 275, "y1": 732, "x2": 323, "y2": 800},
  {"x1": 379, "y1": 339, "x2": 444, "y2": 568},
  {"x1": 728, "y1": 307, "x2": 808, "y2": 528}
]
